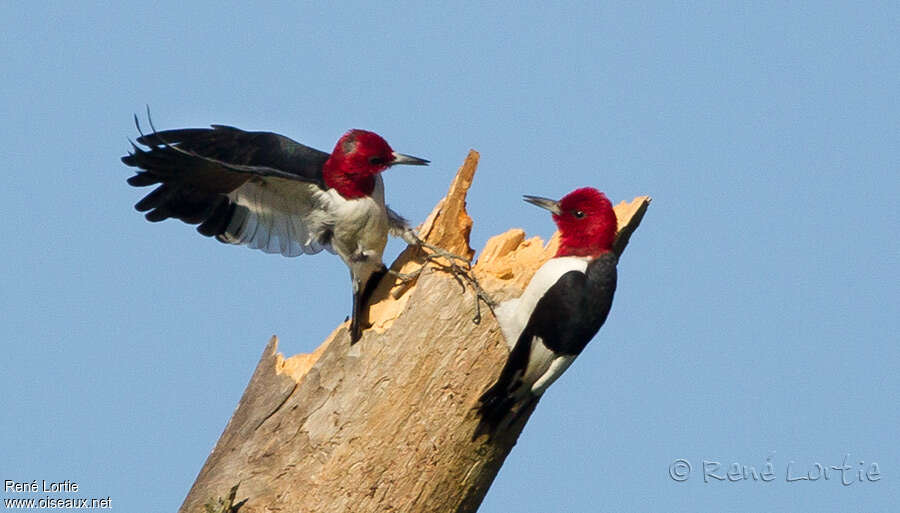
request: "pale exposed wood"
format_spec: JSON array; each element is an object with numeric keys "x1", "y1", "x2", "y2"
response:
[{"x1": 178, "y1": 152, "x2": 651, "y2": 513}]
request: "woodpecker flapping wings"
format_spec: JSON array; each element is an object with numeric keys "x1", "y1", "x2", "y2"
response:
[
  {"x1": 475, "y1": 187, "x2": 618, "y2": 437},
  {"x1": 122, "y1": 117, "x2": 429, "y2": 343}
]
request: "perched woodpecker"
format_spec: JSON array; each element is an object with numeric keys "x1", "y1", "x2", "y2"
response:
[
  {"x1": 476, "y1": 187, "x2": 618, "y2": 436},
  {"x1": 122, "y1": 119, "x2": 430, "y2": 343}
]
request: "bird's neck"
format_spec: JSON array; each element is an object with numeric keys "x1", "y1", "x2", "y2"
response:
[
  {"x1": 323, "y1": 162, "x2": 375, "y2": 199},
  {"x1": 555, "y1": 245, "x2": 613, "y2": 259}
]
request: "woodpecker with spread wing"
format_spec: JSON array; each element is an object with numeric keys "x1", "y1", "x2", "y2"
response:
[
  {"x1": 476, "y1": 187, "x2": 618, "y2": 437},
  {"x1": 122, "y1": 118, "x2": 432, "y2": 343}
]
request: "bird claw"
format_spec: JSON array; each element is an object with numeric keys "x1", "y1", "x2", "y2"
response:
[
  {"x1": 415, "y1": 240, "x2": 471, "y2": 265},
  {"x1": 416, "y1": 243, "x2": 498, "y2": 324},
  {"x1": 464, "y1": 275, "x2": 497, "y2": 325},
  {"x1": 390, "y1": 267, "x2": 424, "y2": 284},
  {"x1": 386, "y1": 239, "x2": 497, "y2": 324}
]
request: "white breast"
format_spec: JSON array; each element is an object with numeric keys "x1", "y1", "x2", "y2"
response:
[{"x1": 328, "y1": 176, "x2": 388, "y2": 263}]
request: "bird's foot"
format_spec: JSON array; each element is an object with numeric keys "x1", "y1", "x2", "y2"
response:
[
  {"x1": 419, "y1": 249, "x2": 497, "y2": 325},
  {"x1": 390, "y1": 267, "x2": 425, "y2": 284},
  {"x1": 453, "y1": 269, "x2": 497, "y2": 325},
  {"x1": 387, "y1": 243, "x2": 497, "y2": 324},
  {"x1": 415, "y1": 240, "x2": 471, "y2": 265}
]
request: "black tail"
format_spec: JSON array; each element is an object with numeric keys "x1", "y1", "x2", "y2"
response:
[
  {"x1": 473, "y1": 330, "x2": 536, "y2": 439},
  {"x1": 473, "y1": 390, "x2": 540, "y2": 441},
  {"x1": 349, "y1": 285, "x2": 364, "y2": 344},
  {"x1": 472, "y1": 383, "x2": 516, "y2": 440},
  {"x1": 350, "y1": 266, "x2": 388, "y2": 344}
]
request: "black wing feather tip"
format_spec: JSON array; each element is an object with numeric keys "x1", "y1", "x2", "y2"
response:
[
  {"x1": 144, "y1": 105, "x2": 155, "y2": 133},
  {"x1": 129, "y1": 174, "x2": 162, "y2": 186},
  {"x1": 196, "y1": 200, "x2": 235, "y2": 237},
  {"x1": 122, "y1": 140, "x2": 139, "y2": 166},
  {"x1": 133, "y1": 185, "x2": 169, "y2": 211},
  {"x1": 144, "y1": 208, "x2": 169, "y2": 222}
]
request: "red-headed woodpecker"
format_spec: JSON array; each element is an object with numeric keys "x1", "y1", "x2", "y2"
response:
[
  {"x1": 122, "y1": 119, "x2": 430, "y2": 343},
  {"x1": 476, "y1": 187, "x2": 618, "y2": 436}
]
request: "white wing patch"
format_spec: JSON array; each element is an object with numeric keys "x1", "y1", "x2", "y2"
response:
[
  {"x1": 220, "y1": 178, "x2": 339, "y2": 257},
  {"x1": 495, "y1": 256, "x2": 591, "y2": 349},
  {"x1": 502, "y1": 336, "x2": 577, "y2": 401},
  {"x1": 530, "y1": 354, "x2": 576, "y2": 396}
]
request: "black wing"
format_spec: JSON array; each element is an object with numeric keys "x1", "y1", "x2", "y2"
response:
[
  {"x1": 123, "y1": 120, "x2": 336, "y2": 256},
  {"x1": 130, "y1": 123, "x2": 330, "y2": 185},
  {"x1": 476, "y1": 254, "x2": 618, "y2": 435},
  {"x1": 523, "y1": 255, "x2": 617, "y2": 356}
]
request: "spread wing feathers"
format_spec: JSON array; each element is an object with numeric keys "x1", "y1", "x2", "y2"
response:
[
  {"x1": 123, "y1": 120, "x2": 338, "y2": 257},
  {"x1": 218, "y1": 179, "x2": 337, "y2": 256}
]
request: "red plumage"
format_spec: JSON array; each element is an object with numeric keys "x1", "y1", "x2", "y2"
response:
[{"x1": 554, "y1": 187, "x2": 617, "y2": 257}]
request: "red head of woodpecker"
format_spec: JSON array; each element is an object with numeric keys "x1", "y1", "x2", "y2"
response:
[
  {"x1": 475, "y1": 187, "x2": 619, "y2": 437},
  {"x1": 122, "y1": 118, "x2": 428, "y2": 343},
  {"x1": 323, "y1": 129, "x2": 430, "y2": 199}
]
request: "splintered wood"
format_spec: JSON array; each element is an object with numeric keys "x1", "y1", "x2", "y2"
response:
[{"x1": 178, "y1": 150, "x2": 650, "y2": 513}]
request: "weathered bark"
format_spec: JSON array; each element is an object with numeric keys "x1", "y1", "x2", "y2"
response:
[{"x1": 179, "y1": 150, "x2": 651, "y2": 513}]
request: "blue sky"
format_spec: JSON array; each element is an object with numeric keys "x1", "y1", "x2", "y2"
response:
[{"x1": 1, "y1": 2, "x2": 897, "y2": 512}]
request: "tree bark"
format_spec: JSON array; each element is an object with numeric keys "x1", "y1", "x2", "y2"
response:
[{"x1": 178, "y1": 150, "x2": 651, "y2": 513}]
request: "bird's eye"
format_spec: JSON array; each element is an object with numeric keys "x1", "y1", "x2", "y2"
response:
[
  {"x1": 369, "y1": 156, "x2": 386, "y2": 165},
  {"x1": 574, "y1": 210, "x2": 586, "y2": 218}
]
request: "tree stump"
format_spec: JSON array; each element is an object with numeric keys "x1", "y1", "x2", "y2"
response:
[{"x1": 179, "y1": 150, "x2": 651, "y2": 513}]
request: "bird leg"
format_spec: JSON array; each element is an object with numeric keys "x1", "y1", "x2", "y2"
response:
[
  {"x1": 396, "y1": 229, "x2": 471, "y2": 266},
  {"x1": 439, "y1": 260, "x2": 497, "y2": 325},
  {"x1": 415, "y1": 240, "x2": 471, "y2": 265}
]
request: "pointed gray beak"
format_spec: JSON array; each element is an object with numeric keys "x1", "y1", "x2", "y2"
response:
[
  {"x1": 391, "y1": 152, "x2": 430, "y2": 166},
  {"x1": 523, "y1": 195, "x2": 562, "y2": 215}
]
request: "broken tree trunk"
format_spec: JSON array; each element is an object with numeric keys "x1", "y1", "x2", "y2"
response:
[{"x1": 179, "y1": 150, "x2": 651, "y2": 513}]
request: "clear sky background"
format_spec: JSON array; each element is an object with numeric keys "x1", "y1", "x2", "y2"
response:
[{"x1": 2, "y1": 2, "x2": 897, "y2": 512}]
